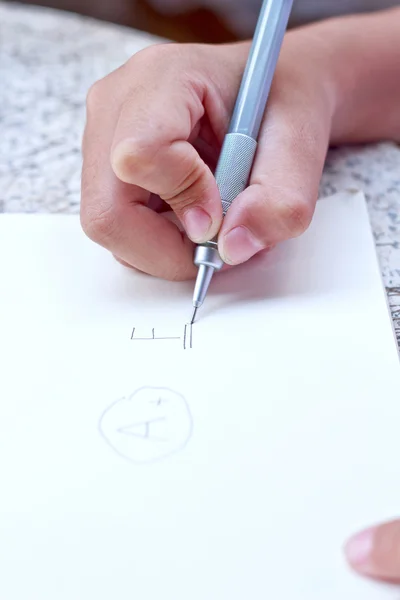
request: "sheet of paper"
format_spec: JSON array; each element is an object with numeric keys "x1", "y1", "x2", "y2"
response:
[{"x1": 0, "y1": 191, "x2": 399, "y2": 599}]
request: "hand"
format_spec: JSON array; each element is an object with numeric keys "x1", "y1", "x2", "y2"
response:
[
  {"x1": 345, "y1": 519, "x2": 400, "y2": 583},
  {"x1": 81, "y1": 9, "x2": 400, "y2": 280},
  {"x1": 80, "y1": 34, "x2": 333, "y2": 280}
]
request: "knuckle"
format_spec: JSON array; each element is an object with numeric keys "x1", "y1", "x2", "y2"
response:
[
  {"x1": 277, "y1": 194, "x2": 313, "y2": 237},
  {"x1": 252, "y1": 180, "x2": 314, "y2": 239},
  {"x1": 86, "y1": 62, "x2": 129, "y2": 115},
  {"x1": 80, "y1": 201, "x2": 119, "y2": 247},
  {"x1": 112, "y1": 137, "x2": 159, "y2": 184},
  {"x1": 126, "y1": 43, "x2": 179, "y2": 73},
  {"x1": 161, "y1": 159, "x2": 205, "y2": 209},
  {"x1": 126, "y1": 44, "x2": 159, "y2": 66},
  {"x1": 86, "y1": 79, "x2": 105, "y2": 114},
  {"x1": 167, "y1": 176, "x2": 209, "y2": 215}
]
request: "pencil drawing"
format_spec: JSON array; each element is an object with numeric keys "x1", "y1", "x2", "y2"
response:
[
  {"x1": 131, "y1": 327, "x2": 180, "y2": 341},
  {"x1": 183, "y1": 322, "x2": 193, "y2": 350},
  {"x1": 131, "y1": 324, "x2": 193, "y2": 349},
  {"x1": 118, "y1": 416, "x2": 168, "y2": 442},
  {"x1": 99, "y1": 386, "x2": 193, "y2": 464}
]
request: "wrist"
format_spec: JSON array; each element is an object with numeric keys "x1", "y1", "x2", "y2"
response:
[{"x1": 293, "y1": 9, "x2": 400, "y2": 144}]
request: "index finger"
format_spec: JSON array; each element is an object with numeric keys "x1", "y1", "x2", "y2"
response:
[{"x1": 80, "y1": 63, "x2": 197, "y2": 281}]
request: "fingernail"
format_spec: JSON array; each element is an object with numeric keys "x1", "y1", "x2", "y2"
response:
[
  {"x1": 221, "y1": 226, "x2": 264, "y2": 265},
  {"x1": 182, "y1": 207, "x2": 212, "y2": 242},
  {"x1": 345, "y1": 528, "x2": 376, "y2": 568}
]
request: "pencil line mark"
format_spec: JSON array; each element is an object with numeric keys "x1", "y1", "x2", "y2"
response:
[
  {"x1": 117, "y1": 417, "x2": 167, "y2": 441},
  {"x1": 183, "y1": 322, "x2": 193, "y2": 350},
  {"x1": 132, "y1": 337, "x2": 180, "y2": 341},
  {"x1": 151, "y1": 397, "x2": 168, "y2": 406},
  {"x1": 183, "y1": 324, "x2": 187, "y2": 350},
  {"x1": 130, "y1": 326, "x2": 191, "y2": 348}
]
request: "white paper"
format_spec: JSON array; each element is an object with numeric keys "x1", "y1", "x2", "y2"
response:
[{"x1": 0, "y1": 191, "x2": 399, "y2": 599}]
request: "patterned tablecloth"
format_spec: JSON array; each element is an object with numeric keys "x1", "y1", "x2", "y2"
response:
[{"x1": 1, "y1": 1, "x2": 399, "y2": 348}]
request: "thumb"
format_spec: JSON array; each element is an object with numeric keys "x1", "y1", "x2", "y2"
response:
[
  {"x1": 110, "y1": 46, "x2": 222, "y2": 243},
  {"x1": 345, "y1": 519, "x2": 400, "y2": 582}
]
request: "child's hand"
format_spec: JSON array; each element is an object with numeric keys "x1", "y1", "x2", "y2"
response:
[{"x1": 80, "y1": 9, "x2": 400, "y2": 280}]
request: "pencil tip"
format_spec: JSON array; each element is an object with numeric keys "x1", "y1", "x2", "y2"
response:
[{"x1": 190, "y1": 307, "x2": 198, "y2": 325}]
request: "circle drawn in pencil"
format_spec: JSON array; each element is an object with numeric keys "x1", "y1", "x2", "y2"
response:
[{"x1": 99, "y1": 387, "x2": 193, "y2": 464}]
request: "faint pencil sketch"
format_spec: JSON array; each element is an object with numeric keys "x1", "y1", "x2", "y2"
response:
[
  {"x1": 131, "y1": 324, "x2": 193, "y2": 350},
  {"x1": 99, "y1": 387, "x2": 193, "y2": 464}
]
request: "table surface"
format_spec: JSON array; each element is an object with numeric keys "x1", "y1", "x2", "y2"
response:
[{"x1": 1, "y1": 1, "x2": 399, "y2": 349}]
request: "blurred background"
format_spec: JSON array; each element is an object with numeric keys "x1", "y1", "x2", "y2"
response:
[
  {"x1": 5, "y1": 0, "x2": 242, "y2": 42},
  {"x1": 6, "y1": 0, "x2": 400, "y2": 43}
]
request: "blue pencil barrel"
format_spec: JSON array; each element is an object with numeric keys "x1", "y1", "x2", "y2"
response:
[{"x1": 228, "y1": 0, "x2": 294, "y2": 139}]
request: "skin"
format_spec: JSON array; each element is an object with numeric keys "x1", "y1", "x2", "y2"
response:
[{"x1": 81, "y1": 7, "x2": 400, "y2": 582}]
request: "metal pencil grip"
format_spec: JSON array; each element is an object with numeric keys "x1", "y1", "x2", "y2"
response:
[{"x1": 215, "y1": 133, "x2": 257, "y2": 215}]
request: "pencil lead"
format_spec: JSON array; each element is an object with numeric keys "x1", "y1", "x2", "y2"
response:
[{"x1": 190, "y1": 306, "x2": 198, "y2": 325}]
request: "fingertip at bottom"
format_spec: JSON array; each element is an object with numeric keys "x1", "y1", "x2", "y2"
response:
[{"x1": 344, "y1": 529, "x2": 375, "y2": 571}]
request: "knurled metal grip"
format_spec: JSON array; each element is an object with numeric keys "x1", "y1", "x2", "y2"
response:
[
  {"x1": 193, "y1": 133, "x2": 257, "y2": 274},
  {"x1": 215, "y1": 133, "x2": 257, "y2": 215}
]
